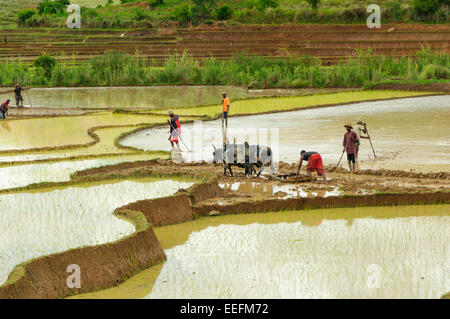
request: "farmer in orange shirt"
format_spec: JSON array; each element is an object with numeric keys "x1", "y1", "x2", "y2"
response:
[{"x1": 221, "y1": 92, "x2": 230, "y2": 128}]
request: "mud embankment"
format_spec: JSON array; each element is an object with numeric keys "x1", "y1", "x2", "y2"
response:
[
  {"x1": 0, "y1": 210, "x2": 165, "y2": 299},
  {"x1": 0, "y1": 179, "x2": 220, "y2": 299},
  {"x1": 193, "y1": 192, "x2": 450, "y2": 216}
]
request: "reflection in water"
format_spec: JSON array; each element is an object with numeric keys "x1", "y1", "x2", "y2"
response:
[
  {"x1": 219, "y1": 182, "x2": 340, "y2": 198},
  {"x1": 146, "y1": 205, "x2": 450, "y2": 299},
  {"x1": 123, "y1": 95, "x2": 450, "y2": 171},
  {"x1": 0, "y1": 179, "x2": 194, "y2": 285},
  {"x1": 0, "y1": 87, "x2": 347, "y2": 110},
  {"x1": 1, "y1": 122, "x2": 11, "y2": 131}
]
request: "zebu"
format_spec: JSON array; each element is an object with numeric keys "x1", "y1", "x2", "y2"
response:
[{"x1": 212, "y1": 142, "x2": 274, "y2": 176}]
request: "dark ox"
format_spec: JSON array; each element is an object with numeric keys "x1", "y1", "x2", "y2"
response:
[{"x1": 212, "y1": 142, "x2": 274, "y2": 176}]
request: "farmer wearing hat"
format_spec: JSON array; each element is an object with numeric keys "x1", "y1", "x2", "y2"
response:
[
  {"x1": 221, "y1": 92, "x2": 230, "y2": 128},
  {"x1": 355, "y1": 120, "x2": 369, "y2": 160},
  {"x1": 343, "y1": 123, "x2": 359, "y2": 172},
  {"x1": 0, "y1": 99, "x2": 10, "y2": 119},
  {"x1": 296, "y1": 150, "x2": 327, "y2": 183},
  {"x1": 167, "y1": 110, "x2": 181, "y2": 150}
]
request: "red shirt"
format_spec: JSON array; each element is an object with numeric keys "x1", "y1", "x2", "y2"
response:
[{"x1": 343, "y1": 131, "x2": 358, "y2": 154}]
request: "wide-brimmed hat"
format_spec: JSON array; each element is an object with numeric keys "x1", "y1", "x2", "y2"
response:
[
  {"x1": 222, "y1": 92, "x2": 227, "y2": 95},
  {"x1": 344, "y1": 123, "x2": 353, "y2": 129},
  {"x1": 168, "y1": 110, "x2": 174, "y2": 115}
]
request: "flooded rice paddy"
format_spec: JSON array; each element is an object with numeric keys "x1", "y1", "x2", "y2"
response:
[
  {"x1": 145, "y1": 205, "x2": 449, "y2": 299},
  {"x1": 0, "y1": 86, "x2": 341, "y2": 110},
  {"x1": 0, "y1": 154, "x2": 153, "y2": 190},
  {"x1": 0, "y1": 179, "x2": 193, "y2": 285},
  {"x1": 122, "y1": 95, "x2": 450, "y2": 172},
  {"x1": 219, "y1": 182, "x2": 341, "y2": 199}
]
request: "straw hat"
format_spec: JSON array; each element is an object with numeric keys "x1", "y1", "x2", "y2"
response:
[
  {"x1": 168, "y1": 110, "x2": 174, "y2": 115},
  {"x1": 344, "y1": 123, "x2": 353, "y2": 129}
]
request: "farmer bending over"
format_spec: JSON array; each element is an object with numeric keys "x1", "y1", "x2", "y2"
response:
[
  {"x1": 0, "y1": 99, "x2": 10, "y2": 119},
  {"x1": 296, "y1": 150, "x2": 327, "y2": 183},
  {"x1": 343, "y1": 123, "x2": 359, "y2": 172},
  {"x1": 221, "y1": 92, "x2": 230, "y2": 128},
  {"x1": 167, "y1": 110, "x2": 181, "y2": 150}
]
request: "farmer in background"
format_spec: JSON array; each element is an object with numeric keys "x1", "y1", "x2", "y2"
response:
[
  {"x1": 354, "y1": 120, "x2": 369, "y2": 160},
  {"x1": 167, "y1": 110, "x2": 181, "y2": 150},
  {"x1": 14, "y1": 83, "x2": 24, "y2": 108},
  {"x1": 0, "y1": 99, "x2": 10, "y2": 119},
  {"x1": 343, "y1": 123, "x2": 359, "y2": 172},
  {"x1": 296, "y1": 150, "x2": 327, "y2": 183},
  {"x1": 221, "y1": 92, "x2": 230, "y2": 128}
]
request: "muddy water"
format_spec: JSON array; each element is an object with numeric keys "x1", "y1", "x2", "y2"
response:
[
  {"x1": 145, "y1": 205, "x2": 449, "y2": 299},
  {"x1": 0, "y1": 86, "x2": 336, "y2": 109},
  {"x1": 0, "y1": 154, "x2": 153, "y2": 190},
  {"x1": 0, "y1": 179, "x2": 193, "y2": 285},
  {"x1": 122, "y1": 95, "x2": 450, "y2": 172},
  {"x1": 219, "y1": 182, "x2": 341, "y2": 198}
]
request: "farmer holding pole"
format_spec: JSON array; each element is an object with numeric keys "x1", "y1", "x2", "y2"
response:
[
  {"x1": 167, "y1": 110, "x2": 181, "y2": 150},
  {"x1": 355, "y1": 120, "x2": 369, "y2": 160},
  {"x1": 221, "y1": 92, "x2": 230, "y2": 129},
  {"x1": 14, "y1": 83, "x2": 30, "y2": 108},
  {"x1": 343, "y1": 123, "x2": 359, "y2": 172}
]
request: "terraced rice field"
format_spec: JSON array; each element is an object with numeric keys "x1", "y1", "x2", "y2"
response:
[
  {"x1": 1, "y1": 24, "x2": 448, "y2": 64},
  {"x1": 0, "y1": 178, "x2": 194, "y2": 285}
]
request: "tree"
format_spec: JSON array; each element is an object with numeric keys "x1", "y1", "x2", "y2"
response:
[
  {"x1": 413, "y1": 0, "x2": 448, "y2": 17},
  {"x1": 34, "y1": 54, "x2": 57, "y2": 78},
  {"x1": 306, "y1": 0, "x2": 320, "y2": 10}
]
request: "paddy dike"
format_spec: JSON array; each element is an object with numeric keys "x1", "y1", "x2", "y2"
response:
[{"x1": 74, "y1": 159, "x2": 450, "y2": 199}]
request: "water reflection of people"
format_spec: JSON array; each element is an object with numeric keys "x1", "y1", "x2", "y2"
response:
[{"x1": 1, "y1": 121, "x2": 11, "y2": 131}]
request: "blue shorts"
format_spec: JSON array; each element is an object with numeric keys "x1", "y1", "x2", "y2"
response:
[{"x1": 222, "y1": 111, "x2": 228, "y2": 119}]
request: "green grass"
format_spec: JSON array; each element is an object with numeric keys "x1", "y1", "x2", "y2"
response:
[
  {"x1": 1, "y1": 49, "x2": 448, "y2": 88},
  {"x1": 152, "y1": 90, "x2": 434, "y2": 117}
]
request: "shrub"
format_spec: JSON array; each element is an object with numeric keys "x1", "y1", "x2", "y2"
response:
[
  {"x1": 191, "y1": 0, "x2": 217, "y2": 22},
  {"x1": 257, "y1": 0, "x2": 279, "y2": 10},
  {"x1": 17, "y1": 9, "x2": 36, "y2": 25},
  {"x1": 305, "y1": 0, "x2": 320, "y2": 10},
  {"x1": 413, "y1": 0, "x2": 447, "y2": 18},
  {"x1": 215, "y1": 5, "x2": 233, "y2": 20},
  {"x1": 419, "y1": 64, "x2": 449, "y2": 80},
  {"x1": 172, "y1": 4, "x2": 192, "y2": 25},
  {"x1": 33, "y1": 54, "x2": 57, "y2": 78},
  {"x1": 37, "y1": 0, "x2": 70, "y2": 16},
  {"x1": 149, "y1": 0, "x2": 164, "y2": 8},
  {"x1": 131, "y1": 8, "x2": 149, "y2": 21}
]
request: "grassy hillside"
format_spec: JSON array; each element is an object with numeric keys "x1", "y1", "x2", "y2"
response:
[
  {"x1": 0, "y1": 0, "x2": 117, "y2": 27},
  {"x1": 2, "y1": 0, "x2": 448, "y2": 28}
]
